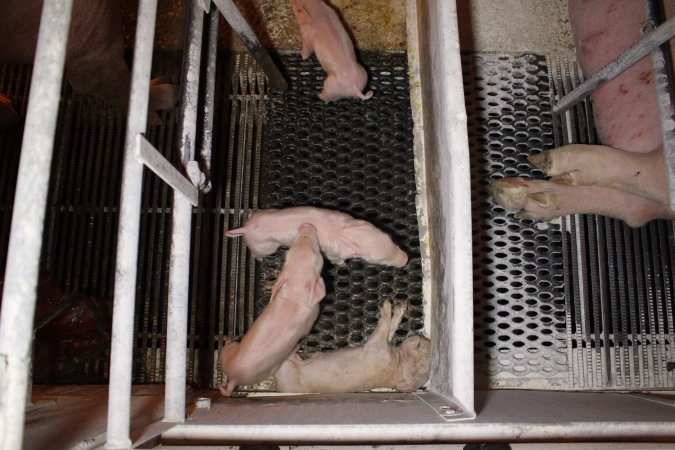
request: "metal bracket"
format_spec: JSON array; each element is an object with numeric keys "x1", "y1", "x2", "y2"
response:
[{"x1": 134, "y1": 134, "x2": 199, "y2": 206}]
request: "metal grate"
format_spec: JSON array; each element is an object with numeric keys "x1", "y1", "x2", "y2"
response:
[
  {"x1": 207, "y1": 54, "x2": 266, "y2": 387},
  {"x1": 0, "y1": 51, "x2": 421, "y2": 388},
  {"x1": 257, "y1": 52, "x2": 424, "y2": 356},
  {"x1": 549, "y1": 55, "x2": 675, "y2": 390},
  {"x1": 466, "y1": 53, "x2": 568, "y2": 388},
  {"x1": 468, "y1": 52, "x2": 675, "y2": 390}
]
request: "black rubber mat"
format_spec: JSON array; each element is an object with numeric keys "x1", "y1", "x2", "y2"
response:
[{"x1": 258, "y1": 52, "x2": 424, "y2": 353}]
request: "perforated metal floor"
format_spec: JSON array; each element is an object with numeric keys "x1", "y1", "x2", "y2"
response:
[
  {"x1": 467, "y1": 52, "x2": 675, "y2": 390},
  {"x1": 257, "y1": 52, "x2": 423, "y2": 355}
]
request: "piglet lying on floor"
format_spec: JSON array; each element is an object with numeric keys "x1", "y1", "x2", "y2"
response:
[
  {"x1": 219, "y1": 223, "x2": 326, "y2": 396},
  {"x1": 489, "y1": 0, "x2": 675, "y2": 226},
  {"x1": 290, "y1": 0, "x2": 373, "y2": 101},
  {"x1": 274, "y1": 300, "x2": 431, "y2": 393},
  {"x1": 226, "y1": 206, "x2": 408, "y2": 267}
]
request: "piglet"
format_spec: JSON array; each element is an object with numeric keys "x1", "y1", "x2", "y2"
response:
[
  {"x1": 274, "y1": 300, "x2": 431, "y2": 393},
  {"x1": 218, "y1": 223, "x2": 326, "y2": 396},
  {"x1": 291, "y1": 0, "x2": 373, "y2": 101},
  {"x1": 226, "y1": 206, "x2": 408, "y2": 267}
]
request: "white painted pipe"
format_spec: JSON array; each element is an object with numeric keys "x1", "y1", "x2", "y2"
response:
[
  {"x1": 0, "y1": 1, "x2": 72, "y2": 449},
  {"x1": 105, "y1": 0, "x2": 157, "y2": 448},
  {"x1": 161, "y1": 421, "x2": 675, "y2": 443},
  {"x1": 163, "y1": 0, "x2": 204, "y2": 424}
]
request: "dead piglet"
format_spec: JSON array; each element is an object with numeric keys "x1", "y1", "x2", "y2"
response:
[
  {"x1": 291, "y1": 0, "x2": 373, "y2": 101},
  {"x1": 274, "y1": 300, "x2": 431, "y2": 393},
  {"x1": 0, "y1": 0, "x2": 178, "y2": 127},
  {"x1": 218, "y1": 223, "x2": 326, "y2": 396},
  {"x1": 226, "y1": 206, "x2": 408, "y2": 267}
]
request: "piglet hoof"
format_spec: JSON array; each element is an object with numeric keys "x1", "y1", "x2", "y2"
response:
[
  {"x1": 487, "y1": 177, "x2": 533, "y2": 211},
  {"x1": 488, "y1": 177, "x2": 560, "y2": 221},
  {"x1": 217, "y1": 381, "x2": 235, "y2": 397},
  {"x1": 527, "y1": 151, "x2": 551, "y2": 172}
]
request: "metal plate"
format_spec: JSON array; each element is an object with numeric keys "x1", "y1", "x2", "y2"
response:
[{"x1": 465, "y1": 53, "x2": 569, "y2": 388}]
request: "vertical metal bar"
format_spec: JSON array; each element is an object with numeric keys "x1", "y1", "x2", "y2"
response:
[
  {"x1": 211, "y1": 0, "x2": 287, "y2": 92},
  {"x1": 0, "y1": 0, "x2": 72, "y2": 449},
  {"x1": 234, "y1": 58, "x2": 251, "y2": 335},
  {"x1": 203, "y1": 6, "x2": 221, "y2": 387},
  {"x1": 201, "y1": 8, "x2": 219, "y2": 190},
  {"x1": 105, "y1": 0, "x2": 156, "y2": 447},
  {"x1": 645, "y1": 0, "x2": 675, "y2": 210},
  {"x1": 164, "y1": 0, "x2": 203, "y2": 423},
  {"x1": 221, "y1": 56, "x2": 241, "y2": 376}
]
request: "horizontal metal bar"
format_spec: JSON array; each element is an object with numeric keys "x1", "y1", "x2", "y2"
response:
[
  {"x1": 0, "y1": 1, "x2": 73, "y2": 449},
  {"x1": 211, "y1": 0, "x2": 288, "y2": 91},
  {"x1": 162, "y1": 421, "x2": 675, "y2": 443},
  {"x1": 553, "y1": 14, "x2": 675, "y2": 114},
  {"x1": 135, "y1": 135, "x2": 199, "y2": 206}
]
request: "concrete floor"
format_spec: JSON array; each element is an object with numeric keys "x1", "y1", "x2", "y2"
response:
[{"x1": 122, "y1": 0, "x2": 575, "y2": 55}]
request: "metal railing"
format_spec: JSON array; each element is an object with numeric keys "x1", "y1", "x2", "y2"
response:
[{"x1": 0, "y1": 0, "x2": 285, "y2": 448}]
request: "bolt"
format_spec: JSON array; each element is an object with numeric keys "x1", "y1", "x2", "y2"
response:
[{"x1": 195, "y1": 397, "x2": 211, "y2": 409}]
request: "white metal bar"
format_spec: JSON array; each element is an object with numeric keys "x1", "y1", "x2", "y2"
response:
[
  {"x1": 198, "y1": 6, "x2": 220, "y2": 194},
  {"x1": 135, "y1": 135, "x2": 199, "y2": 206},
  {"x1": 0, "y1": 1, "x2": 72, "y2": 449},
  {"x1": 105, "y1": 0, "x2": 157, "y2": 447},
  {"x1": 162, "y1": 421, "x2": 675, "y2": 443},
  {"x1": 414, "y1": 0, "x2": 474, "y2": 415},
  {"x1": 163, "y1": 0, "x2": 203, "y2": 424}
]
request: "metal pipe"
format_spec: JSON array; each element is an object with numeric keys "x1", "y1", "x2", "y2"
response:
[
  {"x1": 161, "y1": 421, "x2": 675, "y2": 443},
  {"x1": 164, "y1": 0, "x2": 203, "y2": 424},
  {"x1": 552, "y1": 15, "x2": 675, "y2": 114},
  {"x1": 105, "y1": 0, "x2": 157, "y2": 447},
  {"x1": 645, "y1": 0, "x2": 675, "y2": 210},
  {"x1": 0, "y1": 1, "x2": 72, "y2": 449},
  {"x1": 211, "y1": 0, "x2": 288, "y2": 91},
  {"x1": 199, "y1": 6, "x2": 220, "y2": 194}
]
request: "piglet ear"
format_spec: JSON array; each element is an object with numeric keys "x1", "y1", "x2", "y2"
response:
[
  {"x1": 270, "y1": 275, "x2": 288, "y2": 301},
  {"x1": 336, "y1": 234, "x2": 361, "y2": 260},
  {"x1": 343, "y1": 219, "x2": 372, "y2": 230},
  {"x1": 311, "y1": 278, "x2": 326, "y2": 305},
  {"x1": 293, "y1": 1, "x2": 312, "y2": 24}
]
